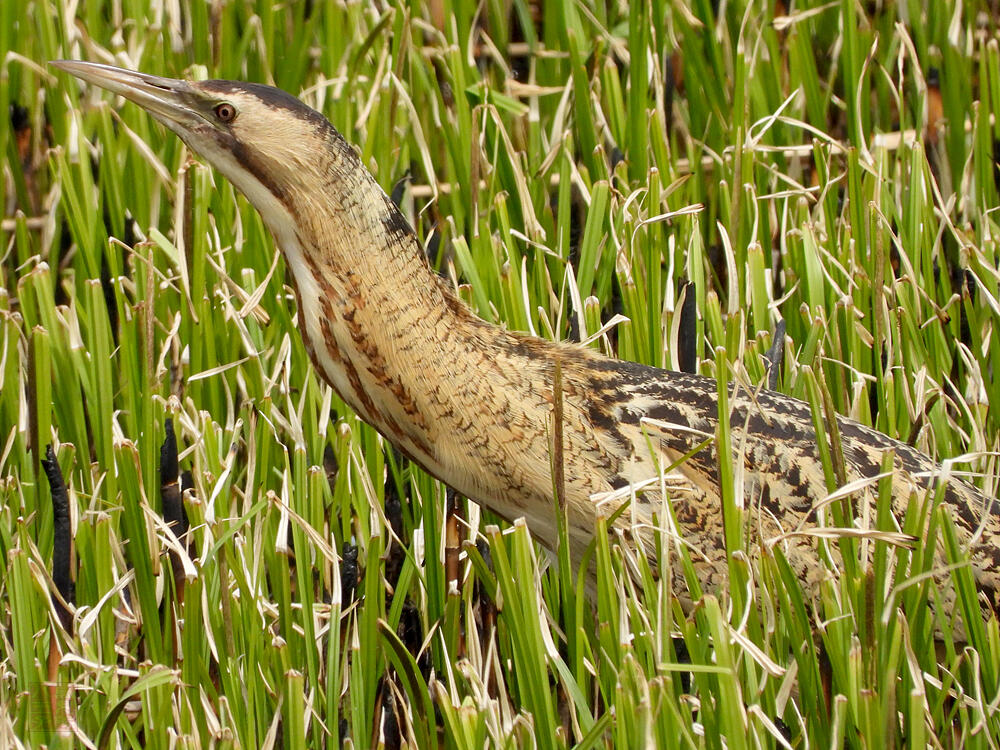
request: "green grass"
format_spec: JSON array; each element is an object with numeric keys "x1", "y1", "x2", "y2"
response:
[{"x1": 2, "y1": 0, "x2": 1000, "y2": 746}]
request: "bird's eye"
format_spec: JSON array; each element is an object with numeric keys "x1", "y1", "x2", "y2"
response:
[{"x1": 214, "y1": 103, "x2": 237, "y2": 123}]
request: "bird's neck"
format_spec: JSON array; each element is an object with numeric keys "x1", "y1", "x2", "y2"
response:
[
  {"x1": 270, "y1": 160, "x2": 480, "y2": 460},
  {"x1": 261, "y1": 151, "x2": 615, "y2": 549}
]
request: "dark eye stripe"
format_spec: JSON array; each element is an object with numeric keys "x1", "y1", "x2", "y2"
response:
[{"x1": 217, "y1": 131, "x2": 289, "y2": 205}]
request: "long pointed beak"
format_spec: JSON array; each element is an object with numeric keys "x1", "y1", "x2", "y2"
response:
[{"x1": 50, "y1": 61, "x2": 202, "y2": 133}]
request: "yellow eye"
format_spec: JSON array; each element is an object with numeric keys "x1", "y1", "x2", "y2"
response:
[{"x1": 214, "y1": 102, "x2": 237, "y2": 123}]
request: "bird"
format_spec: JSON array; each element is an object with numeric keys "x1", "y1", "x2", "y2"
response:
[{"x1": 52, "y1": 61, "x2": 1000, "y2": 634}]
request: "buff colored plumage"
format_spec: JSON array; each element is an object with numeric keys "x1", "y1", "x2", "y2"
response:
[{"x1": 53, "y1": 61, "x2": 1000, "y2": 634}]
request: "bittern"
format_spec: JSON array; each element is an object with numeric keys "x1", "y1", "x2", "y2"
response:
[{"x1": 53, "y1": 61, "x2": 1000, "y2": 631}]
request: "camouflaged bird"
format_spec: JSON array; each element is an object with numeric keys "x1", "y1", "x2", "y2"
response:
[{"x1": 55, "y1": 62, "x2": 1000, "y2": 634}]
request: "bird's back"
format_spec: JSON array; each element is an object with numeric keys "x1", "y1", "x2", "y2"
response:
[{"x1": 552, "y1": 348, "x2": 1000, "y2": 627}]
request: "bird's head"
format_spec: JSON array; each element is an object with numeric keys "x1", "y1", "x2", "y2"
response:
[{"x1": 51, "y1": 61, "x2": 354, "y2": 226}]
